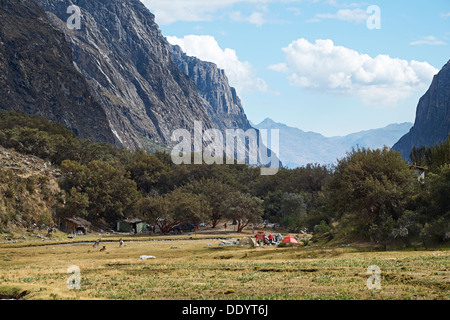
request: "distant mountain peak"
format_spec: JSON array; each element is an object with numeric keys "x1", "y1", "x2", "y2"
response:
[{"x1": 255, "y1": 120, "x2": 413, "y2": 168}]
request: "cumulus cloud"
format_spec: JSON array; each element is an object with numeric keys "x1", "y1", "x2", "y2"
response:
[
  {"x1": 269, "y1": 38, "x2": 439, "y2": 106},
  {"x1": 166, "y1": 35, "x2": 269, "y2": 94}
]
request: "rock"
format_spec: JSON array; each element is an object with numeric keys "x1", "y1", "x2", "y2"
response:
[
  {"x1": 139, "y1": 255, "x2": 156, "y2": 260},
  {"x1": 393, "y1": 60, "x2": 450, "y2": 159},
  {"x1": 219, "y1": 240, "x2": 238, "y2": 246},
  {"x1": 0, "y1": 0, "x2": 115, "y2": 144},
  {"x1": 170, "y1": 45, "x2": 253, "y2": 133}
]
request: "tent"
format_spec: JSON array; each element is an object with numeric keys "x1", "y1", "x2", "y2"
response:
[
  {"x1": 238, "y1": 237, "x2": 257, "y2": 248},
  {"x1": 282, "y1": 236, "x2": 298, "y2": 244}
]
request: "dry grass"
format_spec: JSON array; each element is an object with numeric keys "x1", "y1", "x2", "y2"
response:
[{"x1": 0, "y1": 233, "x2": 448, "y2": 300}]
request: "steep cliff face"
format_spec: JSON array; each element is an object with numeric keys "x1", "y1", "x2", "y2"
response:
[
  {"x1": 0, "y1": 0, "x2": 115, "y2": 144},
  {"x1": 393, "y1": 61, "x2": 450, "y2": 160},
  {"x1": 170, "y1": 45, "x2": 253, "y2": 132},
  {"x1": 35, "y1": 0, "x2": 252, "y2": 150}
]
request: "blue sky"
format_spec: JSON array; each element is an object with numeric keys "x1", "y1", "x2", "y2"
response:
[{"x1": 142, "y1": 0, "x2": 449, "y2": 137}]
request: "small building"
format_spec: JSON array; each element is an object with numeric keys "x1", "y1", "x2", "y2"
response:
[
  {"x1": 409, "y1": 164, "x2": 428, "y2": 182},
  {"x1": 116, "y1": 218, "x2": 147, "y2": 233},
  {"x1": 60, "y1": 217, "x2": 91, "y2": 235}
]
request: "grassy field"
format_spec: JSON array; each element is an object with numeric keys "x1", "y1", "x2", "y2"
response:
[{"x1": 0, "y1": 231, "x2": 449, "y2": 300}]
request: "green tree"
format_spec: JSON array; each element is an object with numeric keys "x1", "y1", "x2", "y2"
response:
[
  {"x1": 60, "y1": 160, "x2": 140, "y2": 225},
  {"x1": 279, "y1": 192, "x2": 307, "y2": 232},
  {"x1": 62, "y1": 187, "x2": 90, "y2": 219},
  {"x1": 222, "y1": 192, "x2": 263, "y2": 233},
  {"x1": 180, "y1": 179, "x2": 234, "y2": 228},
  {"x1": 139, "y1": 188, "x2": 211, "y2": 233},
  {"x1": 326, "y1": 147, "x2": 415, "y2": 245},
  {"x1": 125, "y1": 149, "x2": 167, "y2": 194}
]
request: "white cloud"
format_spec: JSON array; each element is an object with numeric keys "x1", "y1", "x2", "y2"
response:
[
  {"x1": 166, "y1": 35, "x2": 269, "y2": 94},
  {"x1": 230, "y1": 11, "x2": 267, "y2": 26},
  {"x1": 442, "y1": 12, "x2": 450, "y2": 18},
  {"x1": 307, "y1": 8, "x2": 368, "y2": 23},
  {"x1": 409, "y1": 36, "x2": 446, "y2": 46},
  {"x1": 269, "y1": 38, "x2": 439, "y2": 107},
  {"x1": 141, "y1": 0, "x2": 275, "y2": 25},
  {"x1": 141, "y1": 0, "x2": 362, "y2": 25}
]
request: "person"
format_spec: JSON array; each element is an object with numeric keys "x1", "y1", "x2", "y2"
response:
[
  {"x1": 119, "y1": 239, "x2": 124, "y2": 247},
  {"x1": 268, "y1": 234, "x2": 274, "y2": 245},
  {"x1": 224, "y1": 223, "x2": 227, "y2": 231}
]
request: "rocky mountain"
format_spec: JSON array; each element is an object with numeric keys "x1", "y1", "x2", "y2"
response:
[
  {"x1": 170, "y1": 45, "x2": 252, "y2": 132},
  {"x1": 33, "y1": 0, "x2": 253, "y2": 150},
  {"x1": 393, "y1": 60, "x2": 450, "y2": 160},
  {"x1": 0, "y1": 0, "x2": 115, "y2": 144},
  {"x1": 255, "y1": 118, "x2": 413, "y2": 168}
]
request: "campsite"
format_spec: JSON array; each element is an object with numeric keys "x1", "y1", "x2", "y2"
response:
[{"x1": 0, "y1": 226, "x2": 448, "y2": 300}]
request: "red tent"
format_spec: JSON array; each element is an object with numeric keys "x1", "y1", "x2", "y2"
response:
[{"x1": 282, "y1": 236, "x2": 299, "y2": 244}]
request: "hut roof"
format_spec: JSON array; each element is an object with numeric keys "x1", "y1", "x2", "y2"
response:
[
  {"x1": 120, "y1": 218, "x2": 145, "y2": 224},
  {"x1": 65, "y1": 217, "x2": 91, "y2": 226}
]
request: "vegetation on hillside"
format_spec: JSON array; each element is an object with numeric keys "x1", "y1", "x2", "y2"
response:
[{"x1": 0, "y1": 111, "x2": 448, "y2": 247}]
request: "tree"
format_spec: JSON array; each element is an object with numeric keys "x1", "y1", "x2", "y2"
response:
[
  {"x1": 262, "y1": 190, "x2": 284, "y2": 223},
  {"x1": 139, "y1": 188, "x2": 211, "y2": 234},
  {"x1": 410, "y1": 135, "x2": 450, "y2": 172},
  {"x1": 60, "y1": 160, "x2": 140, "y2": 225},
  {"x1": 326, "y1": 147, "x2": 415, "y2": 245},
  {"x1": 416, "y1": 164, "x2": 450, "y2": 245},
  {"x1": 125, "y1": 149, "x2": 167, "y2": 194},
  {"x1": 62, "y1": 187, "x2": 89, "y2": 219},
  {"x1": 181, "y1": 179, "x2": 234, "y2": 228},
  {"x1": 279, "y1": 192, "x2": 307, "y2": 232},
  {"x1": 222, "y1": 192, "x2": 263, "y2": 233}
]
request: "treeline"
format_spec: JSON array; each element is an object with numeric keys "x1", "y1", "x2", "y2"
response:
[{"x1": 0, "y1": 111, "x2": 448, "y2": 247}]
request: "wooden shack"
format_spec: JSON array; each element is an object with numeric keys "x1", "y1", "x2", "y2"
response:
[
  {"x1": 116, "y1": 218, "x2": 147, "y2": 233},
  {"x1": 60, "y1": 217, "x2": 91, "y2": 235}
]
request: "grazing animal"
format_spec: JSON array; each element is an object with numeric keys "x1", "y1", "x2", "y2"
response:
[
  {"x1": 93, "y1": 239, "x2": 100, "y2": 248},
  {"x1": 100, "y1": 246, "x2": 106, "y2": 252}
]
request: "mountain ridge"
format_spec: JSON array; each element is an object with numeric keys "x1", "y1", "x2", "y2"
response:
[
  {"x1": 255, "y1": 119, "x2": 413, "y2": 168},
  {"x1": 31, "y1": 0, "x2": 255, "y2": 151}
]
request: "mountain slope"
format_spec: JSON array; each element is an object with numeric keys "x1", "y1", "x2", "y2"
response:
[
  {"x1": 35, "y1": 0, "x2": 253, "y2": 150},
  {"x1": 0, "y1": 0, "x2": 115, "y2": 144},
  {"x1": 170, "y1": 45, "x2": 252, "y2": 132},
  {"x1": 255, "y1": 119, "x2": 412, "y2": 167},
  {"x1": 393, "y1": 60, "x2": 450, "y2": 160}
]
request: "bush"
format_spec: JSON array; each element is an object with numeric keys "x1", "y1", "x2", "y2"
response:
[{"x1": 314, "y1": 220, "x2": 331, "y2": 235}]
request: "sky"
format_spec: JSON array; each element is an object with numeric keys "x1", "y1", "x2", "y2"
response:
[{"x1": 141, "y1": 0, "x2": 450, "y2": 137}]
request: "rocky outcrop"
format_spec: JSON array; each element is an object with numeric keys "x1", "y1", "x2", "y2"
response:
[
  {"x1": 0, "y1": 0, "x2": 115, "y2": 144},
  {"x1": 393, "y1": 61, "x2": 450, "y2": 160},
  {"x1": 170, "y1": 45, "x2": 253, "y2": 132},
  {"x1": 35, "y1": 0, "x2": 253, "y2": 150}
]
